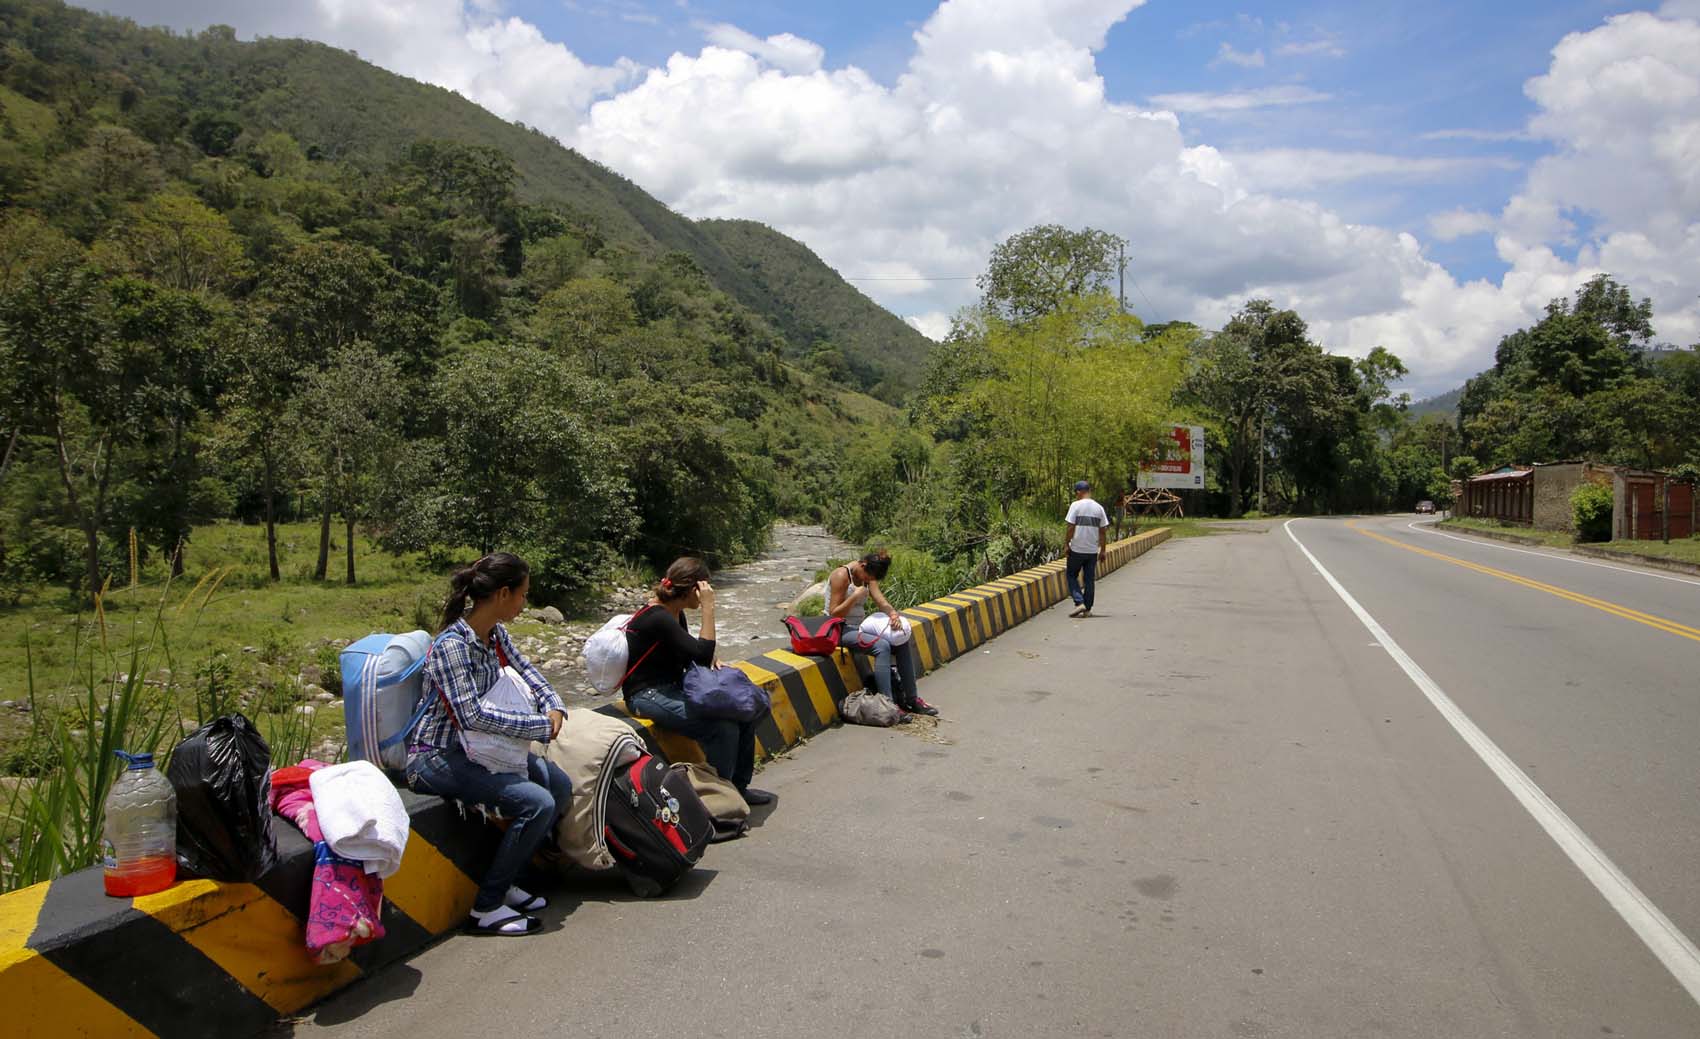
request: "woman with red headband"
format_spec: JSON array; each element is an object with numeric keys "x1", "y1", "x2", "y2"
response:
[{"x1": 621, "y1": 557, "x2": 771, "y2": 805}]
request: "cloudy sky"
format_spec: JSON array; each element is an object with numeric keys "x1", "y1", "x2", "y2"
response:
[{"x1": 80, "y1": 0, "x2": 1700, "y2": 396}]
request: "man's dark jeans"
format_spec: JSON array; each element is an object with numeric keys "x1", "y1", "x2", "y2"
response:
[{"x1": 1066, "y1": 550, "x2": 1099, "y2": 610}]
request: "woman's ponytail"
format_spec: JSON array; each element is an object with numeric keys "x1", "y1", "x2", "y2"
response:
[
  {"x1": 437, "y1": 553, "x2": 531, "y2": 633},
  {"x1": 655, "y1": 556, "x2": 711, "y2": 603}
]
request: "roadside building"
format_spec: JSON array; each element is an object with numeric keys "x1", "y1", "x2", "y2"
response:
[
  {"x1": 1464, "y1": 461, "x2": 1695, "y2": 540},
  {"x1": 1615, "y1": 468, "x2": 1695, "y2": 541},
  {"x1": 1529, "y1": 461, "x2": 1613, "y2": 532},
  {"x1": 1460, "y1": 466, "x2": 1533, "y2": 525}
]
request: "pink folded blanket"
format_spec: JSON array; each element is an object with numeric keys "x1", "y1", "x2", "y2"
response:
[{"x1": 272, "y1": 761, "x2": 386, "y2": 964}]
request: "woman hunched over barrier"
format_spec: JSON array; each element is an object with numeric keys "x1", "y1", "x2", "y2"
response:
[{"x1": 828, "y1": 549, "x2": 939, "y2": 717}]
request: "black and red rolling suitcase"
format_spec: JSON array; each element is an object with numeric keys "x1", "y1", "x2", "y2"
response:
[{"x1": 603, "y1": 753, "x2": 714, "y2": 896}]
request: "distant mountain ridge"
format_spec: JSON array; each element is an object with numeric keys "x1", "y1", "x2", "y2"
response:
[
  {"x1": 13, "y1": 5, "x2": 926, "y2": 399},
  {"x1": 1408, "y1": 386, "x2": 1462, "y2": 419},
  {"x1": 698, "y1": 219, "x2": 934, "y2": 400}
]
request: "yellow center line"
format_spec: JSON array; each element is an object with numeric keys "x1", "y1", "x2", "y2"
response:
[{"x1": 1348, "y1": 521, "x2": 1700, "y2": 645}]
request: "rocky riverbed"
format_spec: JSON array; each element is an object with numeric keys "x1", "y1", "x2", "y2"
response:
[{"x1": 507, "y1": 524, "x2": 856, "y2": 708}]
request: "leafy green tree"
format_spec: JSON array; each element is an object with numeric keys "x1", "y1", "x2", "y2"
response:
[
  {"x1": 383, "y1": 344, "x2": 633, "y2": 598},
  {"x1": 614, "y1": 380, "x2": 773, "y2": 568},
  {"x1": 532, "y1": 277, "x2": 637, "y2": 377},
  {"x1": 519, "y1": 234, "x2": 590, "y2": 298},
  {"x1": 261, "y1": 240, "x2": 434, "y2": 363},
  {"x1": 110, "y1": 193, "x2": 249, "y2": 292},
  {"x1": 221, "y1": 317, "x2": 297, "y2": 581},
  {"x1": 1184, "y1": 300, "x2": 1330, "y2": 515},
  {"x1": 104, "y1": 277, "x2": 221, "y2": 574},
  {"x1": 1585, "y1": 379, "x2": 1688, "y2": 469},
  {"x1": 969, "y1": 293, "x2": 1180, "y2": 512},
  {"x1": 977, "y1": 225, "x2": 1125, "y2": 323},
  {"x1": 0, "y1": 262, "x2": 213, "y2": 595},
  {"x1": 49, "y1": 126, "x2": 163, "y2": 238},
  {"x1": 188, "y1": 111, "x2": 241, "y2": 157},
  {"x1": 291, "y1": 344, "x2": 405, "y2": 583}
]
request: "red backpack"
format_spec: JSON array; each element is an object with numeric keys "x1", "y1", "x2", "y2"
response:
[{"x1": 783, "y1": 615, "x2": 844, "y2": 655}]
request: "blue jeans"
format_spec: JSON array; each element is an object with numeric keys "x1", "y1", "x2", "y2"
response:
[
  {"x1": 1067, "y1": 550, "x2": 1099, "y2": 609},
  {"x1": 628, "y1": 682, "x2": 756, "y2": 790},
  {"x1": 839, "y1": 627, "x2": 919, "y2": 704},
  {"x1": 405, "y1": 744, "x2": 572, "y2": 913}
]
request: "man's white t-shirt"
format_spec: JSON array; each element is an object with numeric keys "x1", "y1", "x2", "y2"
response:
[{"x1": 1065, "y1": 498, "x2": 1110, "y2": 554}]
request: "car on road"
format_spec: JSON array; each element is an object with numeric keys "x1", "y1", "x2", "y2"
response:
[{"x1": 1415, "y1": 500, "x2": 1436, "y2": 514}]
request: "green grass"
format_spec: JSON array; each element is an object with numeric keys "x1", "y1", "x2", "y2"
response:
[
  {"x1": 0, "y1": 522, "x2": 453, "y2": 765},
  {"x1": 1438, "y1": 517, "x2": 1576, "y2": 548},
  {"x1": 1438, "y1": 518, "x2": 1700, "y2": 564},
  {"x1": 1586, "y1": 538, "x2": 1700, "y2": 565}
]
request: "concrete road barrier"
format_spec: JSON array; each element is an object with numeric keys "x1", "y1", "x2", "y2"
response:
[{"x1": 0, "y1": 528, "x2": 1169, "y2": 1038}]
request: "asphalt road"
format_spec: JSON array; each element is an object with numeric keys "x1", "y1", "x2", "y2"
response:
[{"x1": 291, "y1": 517, "x2": 1700, "y2": 1038}]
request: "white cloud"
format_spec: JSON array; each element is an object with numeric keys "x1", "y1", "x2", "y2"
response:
[
  {"x1": 702, "y1": 23, "x2": 825, "y2": 74},
  {"x1": 1494, "y1": 9, "x2": 1700, "y2": 347},
  {"x1": 1275, "y1": 37, "x2": 1345, "y2": 58},
  {"x1": 1419, "y1": 127, "x2": 1534, "y2": 142},
  {"x1": 1148, "y1": 85, "x2": 1332, "y2": 114},
  {"x1": 1225, "y1": 149, "x2": 1519, "y2": 191},
  {"x1": 1209, "y1": 42, "x2": 1265, "y2": 69},
  {"x1": 1428, "y1": 208, "x2": 1497, "y2": 241},
  {"x1": 78, "y1": 0, "x2": 1700, "y2": 387},
  {"x1": 905, "y1": 312, "x2": 954, "y2": 340}
]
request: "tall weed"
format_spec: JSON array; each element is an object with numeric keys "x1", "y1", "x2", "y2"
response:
[{"x1": 1, "y1": 610, "x2": 176, "y2": 891}]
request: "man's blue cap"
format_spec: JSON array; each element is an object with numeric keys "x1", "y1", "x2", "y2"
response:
[{"x1": 1074, "y1": 480, "x2": 1090, "y2": 491}]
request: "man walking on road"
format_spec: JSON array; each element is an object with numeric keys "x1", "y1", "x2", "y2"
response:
[{"x1": 1065, "y1": 479, "x2": 1109, "y2": 617}]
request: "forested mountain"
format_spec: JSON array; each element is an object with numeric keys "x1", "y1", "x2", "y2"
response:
[
  {"x1": 1407, "y1": 386, "x2": 1462, "y2": 419},
  {"x1": 698, "y1": 219, "x2": 933, "y2": 399},
  {"x1": 0, "y1": 0, "x2": 907, "y2": 603},
  {"x1": 0, "y1": 0, "x2": 925, "y2": 401}
]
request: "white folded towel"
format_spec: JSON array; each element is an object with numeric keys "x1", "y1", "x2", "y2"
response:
[{"x1": 309, "y1": 760, "x2": 410, "y2": 878}]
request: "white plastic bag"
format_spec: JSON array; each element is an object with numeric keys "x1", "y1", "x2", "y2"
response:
[
  {"x1": 460, "y1": 667, "x2": 535, "y2": 776},
  {"x1": 858, "y1": 613, "x2": 912, "y2": 647},
  {"x1": 583, "y1": 613, "x2": 632, "y2": 694}
]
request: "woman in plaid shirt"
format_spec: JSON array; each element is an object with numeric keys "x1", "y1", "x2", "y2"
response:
[{"x1": 406, "y1": 553, "x2": 573, "y2": 936}]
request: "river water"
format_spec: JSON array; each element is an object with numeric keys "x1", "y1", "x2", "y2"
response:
[{"x1": 513, "y1": 523, "x2": 857, "y2": 708}]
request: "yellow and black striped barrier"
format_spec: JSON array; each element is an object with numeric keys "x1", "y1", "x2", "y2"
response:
[
  {"x1": 598, "y1": 528, "x2": 1172, "y2": 762},
  {"x1": 0, "y1": 528, "x2": 1169, "y2": 1038},
  {"x1": 0, "y1": 790, "x2": 498, "y2": 1038}
]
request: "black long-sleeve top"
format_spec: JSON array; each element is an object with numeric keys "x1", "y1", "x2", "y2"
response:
[{"x1": 622, "y1": 605, "x2": 714, "y2": 695}]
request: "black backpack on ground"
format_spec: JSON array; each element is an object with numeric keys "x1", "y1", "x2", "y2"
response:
[{"x1": 603, "y1": 753, "x2": 714, "y2": 897}]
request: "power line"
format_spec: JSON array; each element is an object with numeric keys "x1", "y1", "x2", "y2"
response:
[{"x1": 840, "y1": 275, "x2": 978, "y2": 282}]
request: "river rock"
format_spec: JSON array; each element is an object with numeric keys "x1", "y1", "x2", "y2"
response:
[{"x1": 536, "y1": 606, "x2": 565, "y2": 624}]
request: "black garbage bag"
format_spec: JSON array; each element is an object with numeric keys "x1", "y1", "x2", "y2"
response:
[{"x1": 166, "y1": 713, "x2": 279, "y2": 882}]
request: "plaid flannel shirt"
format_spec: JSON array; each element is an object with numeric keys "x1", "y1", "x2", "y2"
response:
[{"x1": 411, "y1": 619, "x2": 566, "y2": 752}]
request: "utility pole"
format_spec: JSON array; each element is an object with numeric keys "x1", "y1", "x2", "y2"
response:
[
  {"x1": 1117, "y1": 241, "x2": 1126, "y2": 314},
  {"x1": 1257, "y1": 410, "x2": 1266, "y2": 515},
  {"x1": 1663, "y1": 477, "x2": 1671, "y2": 544}
]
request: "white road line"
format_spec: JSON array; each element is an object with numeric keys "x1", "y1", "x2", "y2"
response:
[
  {"x1": 1405, "y1": 519, "x2": 1700, "y2": 588},
  {"x1": 1285, "y1": 519, "x2": 1700, "y2": 1006}
]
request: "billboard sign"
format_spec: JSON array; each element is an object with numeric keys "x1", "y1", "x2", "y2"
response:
[{"x1": 1137, "y1": 426, "x2": 1206, "y2": 490}]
